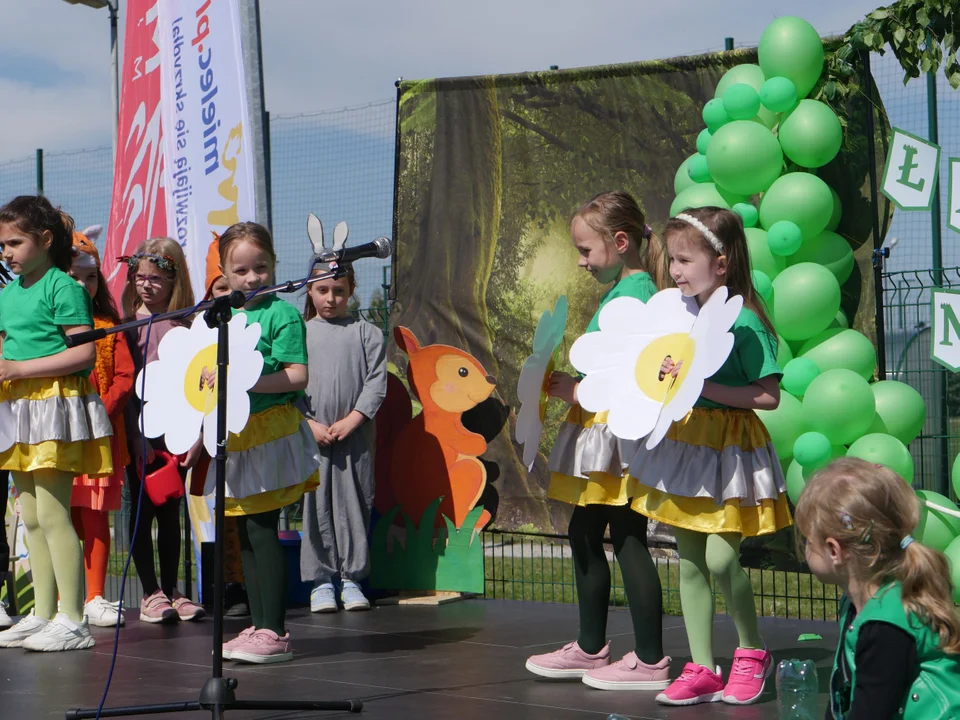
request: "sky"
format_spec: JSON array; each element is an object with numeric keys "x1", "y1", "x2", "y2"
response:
[{"x1": 0, "y1": 0, "x2": 955, "y2": 313}]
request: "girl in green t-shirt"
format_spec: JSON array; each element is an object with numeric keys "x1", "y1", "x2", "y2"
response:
[
  {"x1": 0, "y1": 195, "x2": 113, "y2": 652},
  {"x1": 630, "y1": 207, "x2": 791, "y2": 706},
  {"x1": 796, "y1": 458, "x2": 960, "y2": 719},
  {"x1": 526, "y1": 191, "x2": 673, "y2": 690}
]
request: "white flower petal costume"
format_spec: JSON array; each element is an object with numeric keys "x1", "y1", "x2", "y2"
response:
[{"x1": 515, "y1": 296, "x2": 567, "y2": 469}]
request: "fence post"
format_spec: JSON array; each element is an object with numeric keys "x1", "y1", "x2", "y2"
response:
[
  {"x1": 861, "y1": 52, "x2": 887, "y2": 380},
  {"x1": 36, "y1": 149, "x2": 43, "y2": 195},
  {"x1": 724, "y1": 37, "x2": 734, "y2": 51}
]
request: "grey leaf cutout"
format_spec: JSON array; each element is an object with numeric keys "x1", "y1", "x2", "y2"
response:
[
  {"x1": 333, "y1": 222, "x2": 349, "y2": 251},
  {"x1": 307, "y1": 213, "x2": 325, "y2": 255}
]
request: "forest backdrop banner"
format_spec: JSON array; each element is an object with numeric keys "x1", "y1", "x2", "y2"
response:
[{"x1": 392, "y1": 47, "x2": 890, "y2": 567}]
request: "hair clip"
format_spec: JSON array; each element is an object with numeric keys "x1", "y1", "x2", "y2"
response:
[
  {"x1": 859, "y1": 519, "x2": 874, "y2": 545},
  {"x1": 118, "y1": 252, "x2": 177, "y2": 273},
  {"x1": 839, "y1": 511, "x2": 854, "y2": 531},
  {"x1": 642, "y1": 223, "x2": 653, "y2": 239}
]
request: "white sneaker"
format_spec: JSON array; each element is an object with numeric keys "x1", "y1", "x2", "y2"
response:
[
  {"x1": 84, "y1": 596, "x2": 125, "y2": 628},
  {"x1": 341, "y1": 581, "x2": 370, "y2": 611},
  {"x1": 22, "y1": 612, "x2": 95, "y2": 652},
  {"x1": 0, "y1": 603, "x2": 11, "y2": 629},
  {"x1": 310, "y1": 584, "x2": 338, "y2": 613},
  {"x1": 0, "y1": 611, "x2": 49, "y2": 648}
]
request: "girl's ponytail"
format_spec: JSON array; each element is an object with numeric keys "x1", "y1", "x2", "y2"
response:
[
  {"x1": 645, "y1": 229, "x2": 671, "y2": 291},
  {"x1": 899, "y1": 540, "x2": 960, "y2": 654}
]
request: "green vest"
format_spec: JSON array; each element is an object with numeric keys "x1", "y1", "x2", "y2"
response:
[{"x1": 831, "y1": 583, "x2": 960, "y2": 720}]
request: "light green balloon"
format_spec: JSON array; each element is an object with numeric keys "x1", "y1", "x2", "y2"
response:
[
  {"x1": 759, "y1": 172, "x2": 834, "y2": 239},
  {"x1": 802, "y1": 368, "x2": 876, "y2": 445},
  {"x1": 846, "y1": 433, "x2": 914, "y2": 483},
  {"x1": 723, "y1": 83, "x2": 762, "y2": 121},
  {"x1": 915, "y1": 490, "x2": 960, "y2": 553},
  {"x1": 675, "y1": 154, "x2": 701, "y2": 195},
  {"x1": 760, "y1": 76, "x2": 798, "y2": 114},
  {"x1": 670, "y1": 182, "x2": 746, "y2": 216},
  {"x1": 758, "y1": 16, "x2": 825, "y2": 99},
  {"x1": 714, "y1": 63, "x2": 779, "y2": 129},
  {"x1": 757, "y1": 390, "x2": 806, "y2": 460},
  {"x1": 703, "y1": 98, "x2": 731, "y2": 132},
  {"x1": 794, "y1": 431, "x2": 833, "y2": 469},
  {"x1": 768, "y1": 220, "x2": 803, "y2": 256},
  {"x1": 798, "y1": 328, "x2": 877, "y2": 381},
  {"x1": 787, "y1": 230, "x2": 855, "y2": 284},
  {"x1": 827, "y1": 186, "x2": 843, "y2": 232},
  {"x1": 745, "y1": 228, "x2": 786, "y2": 280},
  {"x1": 688, "y1": 154, "x2": 713, "y2": 183},
  {"x1": 777, "y1": 333, "x2": 793, "y2": 369},
  {"x1": 832, "y1": 310, "x2": 849, "y2": 329},
  {"x1": 785, "y1": 444, "x2": 844, "y2": 506},
  {"x1": 778, "y1": 100, "x2": 843, "y2": 168},
  {"x1": 772, "y1": 263, "x2": 841, "y2": 342},
  {"x1": 869, "y1": 380, "x2": 926, "y2": 446},
  {"x1": 706, "y1": 120, "x2": 783, "y2": 196},
  {"x1": 734, "y1": 202, "x2": 759, "y2": 228},
  {"x1": 943, "y1": 536, "x2": 960, "y2": 604},
  {"x1": 697, "y1": 128, "x2": 713, "y2": 155},
  {"x1": 782, "y1": 357, "x2": 820, "y2": 397},
  {"x1": 954, "y1": 453, "x2": 960, "y2": 501},
  {"x1": 752, "y1": 270, "x2": 773, "y2": 303}
]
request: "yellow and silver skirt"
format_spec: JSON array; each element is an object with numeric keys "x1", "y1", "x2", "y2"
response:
[
  {"x1": 547, "y1": 404, "x2": 640, "y2": 507},
  {"x1": 0, "y1": 376, "x2": 113, "y2": 477},
  {"x1": 206, "y1": 402, "x2": 321, "y2": 517},
  {"x1": 628, "y1": 407, "x2": 792, "y2": 537}
]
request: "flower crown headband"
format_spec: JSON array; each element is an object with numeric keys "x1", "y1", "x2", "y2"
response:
[
  {"x1": 675, "y1": 213, "x2": 724, "y2": 254},
  {"x1": 118, "y1": 252, "x2": 178, "y2": 273}
]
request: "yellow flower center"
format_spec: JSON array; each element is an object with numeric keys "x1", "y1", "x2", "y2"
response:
[
  {"x1": 184, "y1": 343, "x2": 219, "y2": 415},
  {"x1": 634, "y1": 333, "x2": 696, "y2": 405}
]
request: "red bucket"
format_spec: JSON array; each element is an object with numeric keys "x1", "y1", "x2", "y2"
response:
[{"x1": 144, "y1": 451, "x2": 185, "y2": 506}]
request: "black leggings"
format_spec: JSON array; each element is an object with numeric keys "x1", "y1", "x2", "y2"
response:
[
  {"x1": 127, "y1": 466, "x2": 182, "y2": 598},
  {"x1": 237, "y1": 508, "x2": 286, "y2": 635},
  {"x1": 569, "y1": 503, "x2": 664, "y2": 663}
]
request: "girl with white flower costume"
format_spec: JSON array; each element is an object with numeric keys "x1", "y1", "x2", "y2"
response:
[
  {"x1": 526, "y1": 191, "x2": 673, "y2": 691},
  {"x1": 631, "y1": 207, "x2": 791, "y2": 707},
  {"x1": 210, "y1": 222, "x2": 320, "y2": 665}
]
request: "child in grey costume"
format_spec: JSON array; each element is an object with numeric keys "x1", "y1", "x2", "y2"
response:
[{"x1": 300, "y1": 263, "x2": 387, "y2": 612}]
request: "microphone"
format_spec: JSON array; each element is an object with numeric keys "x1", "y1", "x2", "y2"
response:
[{"x1": 317, "y1": 237, "x2": 392, "y2": 265}]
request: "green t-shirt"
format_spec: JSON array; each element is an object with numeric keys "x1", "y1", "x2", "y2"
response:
[
  {"x1": 0, "y1": 266, "x2": 94, "y2": 367},
  {"x1": 234, "y1": 295, "x2": 309, "y2": 415},
  {"x1": 585, "y1": 272, "x2": 658, "y2": 333},
  {"x1": 697, "y1": 306, "x2": 781, "y2": 409}
]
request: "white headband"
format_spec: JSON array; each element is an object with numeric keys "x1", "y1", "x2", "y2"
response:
[{"x1": 676, "y1": 213, "x2": 723, "y2": 254}]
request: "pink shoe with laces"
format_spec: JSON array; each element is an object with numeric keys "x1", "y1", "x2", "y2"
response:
[
  {"x1": 722, "y1": 647, "x2": 773, "y2": 704},
  {"x1": 581, "y1": 651, "x2": 671, "y2": 690},
  {"x1": 525, "y1": 641, "x2": 610, "y2": 679},
  {"x1": 222, "y1": 626, "x2": 256, "y2": 660},
  {"x1": 656, "y1": 662, "x2": 724, "y2": 705}
]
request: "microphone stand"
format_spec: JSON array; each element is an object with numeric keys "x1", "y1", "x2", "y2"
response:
[{"x1": 66, "y1": 262, "x2": 362, "y2": 719}]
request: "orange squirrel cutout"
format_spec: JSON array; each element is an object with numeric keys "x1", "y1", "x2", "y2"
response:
[{"x1": 387, "y1": 327, "x2": 496, "y2": 532}]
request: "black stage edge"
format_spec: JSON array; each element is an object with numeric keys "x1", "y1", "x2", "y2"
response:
[{"x1": 2, "y1": 600, "x2": 840, "y2": 719}]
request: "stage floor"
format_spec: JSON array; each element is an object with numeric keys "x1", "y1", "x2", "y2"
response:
[{"x1": 0, "y1": 600, "x2": 837, "y2": 719}]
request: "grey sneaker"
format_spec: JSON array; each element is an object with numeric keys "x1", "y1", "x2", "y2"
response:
[
  {"x1": 0, "y1": 611, "x2": 48, "y2": 648},
  {"x1": 23, "y1": 612, "x2": 95, "y2": 652},
  {"x1": 341, "y1": 581, "x2": 370, "y2": 611},
  {"x1": 310, "y1": 584, "x2": 338, "y2": 613}
]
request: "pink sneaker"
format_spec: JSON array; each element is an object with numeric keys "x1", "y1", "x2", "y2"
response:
[
  {"x1": 139, "y1": 590, "x2": 179, "y2": 624},
  {"x1": 170, "y1": 591, "x2": 206, "y2": 622},
  {"x1": 722, "y1": 647, "x2": 773, "y2": 704},
  {"x1": 525, "y1": 641, "x2": 610, "y2": 679},
  {"x1": 230, "y1": 629, "x2": 293, "y2": 664},
  {"x1": 582, "y1": 652, "x2": 671, "y2": 691},
  {"x1": 656, "y1": 662, "x2": 724, "y2": 705},
  {"x1": 222, "y1": 626, "x2": 256, "y2": 660}
]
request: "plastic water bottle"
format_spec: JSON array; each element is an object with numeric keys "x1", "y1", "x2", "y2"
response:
[{"x1": 776, "y1": 659, "x2": 819, "y2": 720}]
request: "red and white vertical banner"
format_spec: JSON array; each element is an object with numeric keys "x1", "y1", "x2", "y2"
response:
[
  {"x1": 157, "y1": 0, "x2": 257, "y2": 301},
  {"x1": 102, "y1": 0, "x2": 168, "y2": 302}
]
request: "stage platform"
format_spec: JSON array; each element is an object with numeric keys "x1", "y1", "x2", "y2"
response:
[{"x1": 0, "y1": 599, "x2": 837, "y2": 719}]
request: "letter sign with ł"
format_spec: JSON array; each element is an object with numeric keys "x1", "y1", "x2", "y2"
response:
[{"x1": 882, "y1": 128, "x2": 941, "y2": 211}]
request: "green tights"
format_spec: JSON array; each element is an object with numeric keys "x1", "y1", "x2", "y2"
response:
[
  {"x1": 13, "y1": 470, "x2": 85, "y2": 622},
  {"x1": 674, "y1": 528, "x2": 764, "y2": 669},
  {"x1": 237, "y1": 508, "x2": 286, "y2": 635}
]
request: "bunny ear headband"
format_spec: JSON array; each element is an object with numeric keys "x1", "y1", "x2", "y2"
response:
[{"x1": 306, "y1": 212, "x2": 349, "y2": 258}]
